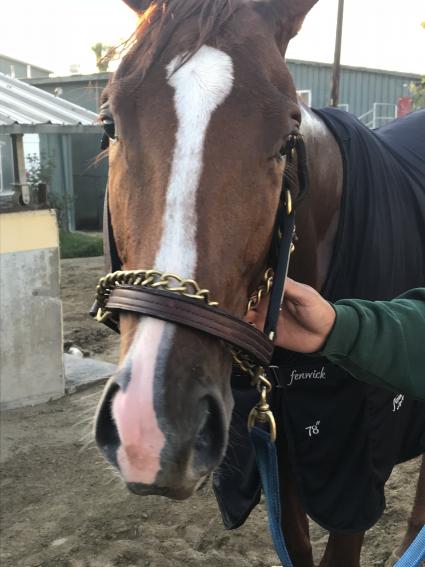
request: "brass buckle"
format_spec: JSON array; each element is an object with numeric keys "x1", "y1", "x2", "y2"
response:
[
  {"x1": 95, "y1": 307, "x2": 112, "y2": 324},
  {"x1": 285, "y1": 188, "x2": 293, "y2": 216},
  {"x1": 248, "y1": 370, "x2": 277, "y2": 443}
]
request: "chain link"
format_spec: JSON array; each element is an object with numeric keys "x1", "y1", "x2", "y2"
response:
[
  {"x1": 247, "y1": 268, "x2": 274, "y2": 312},
  {"x1": 229, "y1": 347, "x2": 261, "y2": 382},
  {"x1": 95, "y1": 269, "x2": 219, "y2": 317}
]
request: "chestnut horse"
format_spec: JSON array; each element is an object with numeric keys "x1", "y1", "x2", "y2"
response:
[{"x1": 94, "y1": 0, "x2": 425, "y2": 565}]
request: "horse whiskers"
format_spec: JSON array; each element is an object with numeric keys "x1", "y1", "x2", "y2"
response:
[
  {"x1": 82, "y1": 397, "x2": 100, "y2": 408},
  {"x1": 79, "y1": 434, "x2": 94, "y2": 446},
  {"x1": 79, "y1": 443, "x2": 96, "y2": 456},
  {"x1": 74, "y1": 408, "x2": 97, "y2": 417},
  {"x1": 78, "y1": 436, "x2": 97, "y2": 452},
  {"x1": 117, "y1": 324, "x2": 139, "y2": 347},
  {"x1": 74, "y1": 403, "x2": 99, "y2": 415},
  {"x1": 77, "y1": 390, "x2": 104, "y2": 401},
  {"x1": 104, "y1": 475, "x2": 120, "y2": 487},
  {"x1": 213, "y1": 460, "x2": 243, "y2": 478},
  {"x1": 103, "y1": 465, "x2": 124, "y2": 486},
  {"x1": 72, "y1": 417, "x2": 96, "y2": 429}
]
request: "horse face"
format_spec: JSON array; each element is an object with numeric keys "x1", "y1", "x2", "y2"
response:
[{"x1": 95, "y1": 0, "x2": 316, "y2": 498}]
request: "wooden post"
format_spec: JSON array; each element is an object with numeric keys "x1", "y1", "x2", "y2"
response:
[{"x1": 330, "y1": 0, "x2": 344, "y2": 107}]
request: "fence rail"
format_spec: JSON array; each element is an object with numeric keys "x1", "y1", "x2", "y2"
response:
[{"x1": 359, "y1": 103, "x2": 397, "y2": 129}]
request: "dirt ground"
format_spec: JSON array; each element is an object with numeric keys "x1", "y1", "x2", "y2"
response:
[{"x1": 0, "y1": 257, "x2": 422, "y2": 567}]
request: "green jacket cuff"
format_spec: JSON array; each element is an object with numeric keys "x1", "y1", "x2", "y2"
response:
[{"x1": 319, "y1": 303, "x2": 361, "y2": 358}]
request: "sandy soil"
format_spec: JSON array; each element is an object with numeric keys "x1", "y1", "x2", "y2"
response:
[
  {"x1": 60, "y1": 257, "x2": 120, "y2": 364},
  {"x1": 0, "y1": 257, "x2": 421, "y2": 567}
]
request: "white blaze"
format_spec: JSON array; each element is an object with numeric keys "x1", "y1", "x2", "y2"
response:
[{"x1": 155, "y1": 45, "x2": 234, "y2": 277}]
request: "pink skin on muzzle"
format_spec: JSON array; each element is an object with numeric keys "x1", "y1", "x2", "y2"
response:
[{"x1": 112, "y1": 318, "x2": 167, "y2": 484}]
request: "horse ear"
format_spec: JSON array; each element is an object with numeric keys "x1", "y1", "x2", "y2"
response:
[
  {"x1": 287, "y1": 0, "x2": 318, "y2": 35},
  {"x1": 270, "y1": 0, "x2": 318, "y2": 39},
  {"x1": 121, "y1": 0, "x2": 153, "y2": 14}
]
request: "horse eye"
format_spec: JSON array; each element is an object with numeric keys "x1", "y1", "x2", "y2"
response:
[
  {"x1": 99, "y1": 100, "x2": 117, "y2": 149},
  {"x1": 102, "y1": 117, "x2": 116, "y2": 141},
  {"x1": 100, "y1": 119, "x2": 115, "y2": 151}
]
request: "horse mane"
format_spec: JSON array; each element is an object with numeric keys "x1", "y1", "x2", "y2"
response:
[{"x1": 113, "y1": 0, "x2": 241, "y2": 93}]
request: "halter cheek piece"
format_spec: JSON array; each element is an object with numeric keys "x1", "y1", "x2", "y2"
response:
[{"x1": 91, "y1": 124, "x2": 309, "y2": 439}]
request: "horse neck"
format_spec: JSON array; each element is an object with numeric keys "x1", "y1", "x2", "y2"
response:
[{"x1": 289, "y1": 105, "x2": 343, "y2": 290}]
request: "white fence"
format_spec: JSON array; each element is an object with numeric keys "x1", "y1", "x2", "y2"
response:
[{"x1": 359, "y1": 103, "x2": 397, "y2": 129}]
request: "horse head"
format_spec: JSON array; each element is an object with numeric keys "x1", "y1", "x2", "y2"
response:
[{"x1": 95, "y1": 0, "x2": 317, "y2": 499}]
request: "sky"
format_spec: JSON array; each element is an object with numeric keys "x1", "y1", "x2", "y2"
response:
[{"x1": 1, "y1": 0, "x2": 424, "y2": 76}]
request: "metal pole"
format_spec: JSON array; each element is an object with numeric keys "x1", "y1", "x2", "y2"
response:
[{"x1": 330, "y1": 0, "x2": 344, "y2": 107}]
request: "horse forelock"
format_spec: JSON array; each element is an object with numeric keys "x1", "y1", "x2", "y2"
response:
[{"x1": 112, "y1": 0, "x2": 242, "y2": 95}]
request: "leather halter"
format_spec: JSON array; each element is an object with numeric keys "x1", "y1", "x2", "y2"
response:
[{"x1": 90, "y1": 134, "x2": 309, "y2": 367}]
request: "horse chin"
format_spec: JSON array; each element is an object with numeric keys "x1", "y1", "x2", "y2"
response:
[{"x1": 126, "y1": 482, "x2": 196, "y2": 500}]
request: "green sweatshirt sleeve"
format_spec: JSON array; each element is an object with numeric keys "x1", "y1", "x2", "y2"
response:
[{"x1": 319, "y1": 288, "x2": 425, "y2": 400}]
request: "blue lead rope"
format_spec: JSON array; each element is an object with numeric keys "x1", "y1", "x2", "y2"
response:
[
  {"x1": 250, "y1": 426, "x2": 294, "y2": 567},
  {"x1": 393, "y1": 526, "x2": 425, "y2": 567},
  {"x1": 251, "y1": 424, "x2": 425, "y2": 567}
]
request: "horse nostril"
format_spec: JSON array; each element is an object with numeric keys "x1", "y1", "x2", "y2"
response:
[
  {"x1": 193, "y1": 395, "x2": 226, "y2": 474},
  {"x1": 95, "y1": 379, "x2": 120, "y2": 467}
]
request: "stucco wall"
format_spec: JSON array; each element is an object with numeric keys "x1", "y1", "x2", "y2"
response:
[{"x1": 0, "y1": 209, "x2": 64, "y2": 409}]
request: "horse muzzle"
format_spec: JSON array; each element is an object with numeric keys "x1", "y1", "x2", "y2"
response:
[{"x1": 94, "y1": 359, "x2": 230, "y2": 498}]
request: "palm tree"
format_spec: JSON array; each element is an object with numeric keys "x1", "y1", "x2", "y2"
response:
[{"x1": 91, "y1": 43, "x2": 115, "y2": 73}]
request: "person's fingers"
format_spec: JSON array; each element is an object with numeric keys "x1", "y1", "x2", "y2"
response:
[
  {"x1": 284, "y1": 277, "x2": 321, "y2": 306},
  {"x1": 245, "y1": 309, "x2": 258, "y2": 323}
]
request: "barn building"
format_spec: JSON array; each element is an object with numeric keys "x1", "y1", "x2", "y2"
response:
[
  {"x1": 23, "y1": 60, "x2": 422, "y2": 230},
  {"x1": 0, "y1": 54, "x2": 51, "y2": 79}
]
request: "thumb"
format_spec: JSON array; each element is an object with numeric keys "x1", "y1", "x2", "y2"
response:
[{"x1": 284, "y1": 277, "x2": 320, "y2": 306}]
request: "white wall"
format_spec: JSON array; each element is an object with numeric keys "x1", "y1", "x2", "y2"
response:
[{"x1": 0, "y1": 210, "x2": 64, "y2": 409}]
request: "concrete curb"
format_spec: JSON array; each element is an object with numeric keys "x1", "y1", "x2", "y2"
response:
[{"x1": 64, "y1": 353, "x2": 117, "y2": 393}]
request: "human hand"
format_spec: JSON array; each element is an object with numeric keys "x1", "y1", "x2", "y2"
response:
[{"x1": 245, "y1": 278, "x2": 336, "y2": 353}]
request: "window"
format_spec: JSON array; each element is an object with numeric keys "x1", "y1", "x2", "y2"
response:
[
  {"x1": 0, "y1": 136, "x2": 14, "y2": 194},
  {"x1": 23, "y1": 134, "x2": 40, "y2": 169},
  {"x1": 297, "y1": 90, "x2": 312, "y2": 107},
  {"x1": 0, "y1": 142, "x2": 4, "y2": 192}
]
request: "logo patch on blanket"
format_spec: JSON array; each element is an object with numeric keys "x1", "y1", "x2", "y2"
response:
[{"x1": 287, "y1": 366, "x2": 326, "y2": 387}]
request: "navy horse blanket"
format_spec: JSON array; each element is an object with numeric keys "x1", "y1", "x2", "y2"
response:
[{"x1": 213, "y1": 108, "x2": 425, "y2": 533}]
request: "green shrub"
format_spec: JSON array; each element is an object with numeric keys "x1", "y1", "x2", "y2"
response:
[{"x1": 59, "y1": 230, "x2": 103, "y2": 259}]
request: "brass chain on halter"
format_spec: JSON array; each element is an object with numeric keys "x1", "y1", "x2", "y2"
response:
[
  {"x1": 247, "y1": 268, "x2": 274, "y2": 312},
  {"x1": 95, "y1": 268, "x2": 274, "y2": 340},
  {"x1": 95, "y1": 269, "x2": 219, "y2": 323}
]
